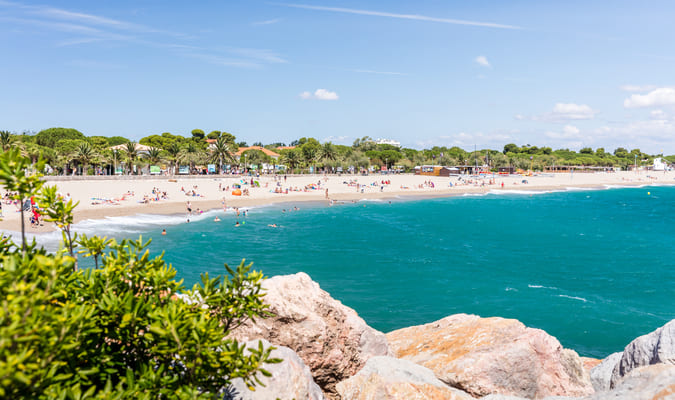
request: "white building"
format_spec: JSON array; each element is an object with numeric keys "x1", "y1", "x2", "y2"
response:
[
  {"x1": 653, "y1": 157, "x2": 671, "y2": 171},
  {"x1": 375, "y1": 138, "x2": 401, "y2": 147}
]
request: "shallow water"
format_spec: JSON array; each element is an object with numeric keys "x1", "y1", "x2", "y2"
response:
[{"x1": 27, "y1": 185, "x2": 675, "y2": 357}]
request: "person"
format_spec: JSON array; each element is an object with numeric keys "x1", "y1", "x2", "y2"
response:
[
  {"x1": 214, "y1": 216, "x2": 220, "y2": 222},
  {"x1": 325, "y1": 188, "x2": 329, "y2": 199},
  {"x1": 186, "y1": 201, "x2": 192, "y2": 215},
  {"x1": 268, "y1": 224, "x2": 277, "y2": 228},
  {"x1": 235, "y1": 221, "x2": 240, "y2": 227},
  {"x1": 161, "y1": 229, "x2": 167, "y2": 235}
]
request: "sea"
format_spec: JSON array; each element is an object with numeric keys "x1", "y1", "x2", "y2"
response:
[{"x1": 26, "y1": 184, "x2": 675, "y2": 358}]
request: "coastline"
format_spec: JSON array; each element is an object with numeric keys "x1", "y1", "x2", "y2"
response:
[{"x1": 1, "y1": 171, "x2": 672, "y2": 234}]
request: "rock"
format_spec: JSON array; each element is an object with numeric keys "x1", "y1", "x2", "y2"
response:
[
  {"x1": 586, "y1": 363, "x2": 675, "y2": 400},
  {"x1": 231, "y1": 272, "x2": 391, "y2": 397},
  {"x1": 610, "y1": 319, "x2": 675, "y2": 389},
  {"x1": 386, "y1": 314, "x2": 594, "y2": 399},
  {"x1": 580, "y1": 357, "x2": 602, "y2": 373},
  {"x1": 336, "y1": 356, "x2": 473, "y2": 400},
  {"x1": 590, "y1": 352, "x2": 622, "y2": 392},
  {"x1": 227, "y1": 339, "x2": 325, "y2": 400},
  {"x1": 481, "y1": 396, "x2": 582, "y2": 400}
]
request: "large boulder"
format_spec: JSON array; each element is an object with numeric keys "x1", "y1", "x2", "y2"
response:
[
  {"x1": 227, "y1": 339, "x2": 325, "y2": 400},
  {"x1": 336, "y1": 356, "x2": 473, "y2": 400},
  {"x1": 231, "y1": 272, "x2": 391, "y2": 397},
  {"x1": 586, "y1": 363, "x2": 675, "y2": 400},
  {"x1": 610, "y1": 319, "x2": 675, "y2": 388},
  {"x1": 386, "y1": 314, "x2": 594, "y2": 399},
  {"x1": 590, "y1": 352, "x2": 622, "y2": 392}
]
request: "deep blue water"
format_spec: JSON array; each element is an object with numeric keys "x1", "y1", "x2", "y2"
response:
[{"x1": 82, "y1": 185, "x2": 675, "y2": 358}]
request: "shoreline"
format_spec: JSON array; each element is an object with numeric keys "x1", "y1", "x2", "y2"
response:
[{"x1": 1, "y1": 172, "x2": 673, "y2": 234}]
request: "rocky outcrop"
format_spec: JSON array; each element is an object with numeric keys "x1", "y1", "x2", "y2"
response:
[
  {"x1": 386, "y1": 314, "x2": 594, "y2": 399},
  {"x1": 590, "y1": 352, "x2": 622, "y2": 392},
  {"x1": 336, "y1": 356, "x2": 473, "y2": 400},
  {"x1": 227, "y1": 339, "x2": 325, "y2": 400},
  {"x1": 610, "y1": 320, "x2": 675, "y2": 389},
  {"x1": 231, "y1": 272, "x2": 391, "y2": 397},
  {"x1": 587, "y1": 363, "x2": 675, "y2": 400}
]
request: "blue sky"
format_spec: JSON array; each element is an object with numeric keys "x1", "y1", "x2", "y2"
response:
[{"x1": 2, "y1": 0, "x2": 675, "y2": 153}]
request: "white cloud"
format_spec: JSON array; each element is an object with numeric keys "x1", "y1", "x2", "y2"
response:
[
  {"x1": 545, "y1": 125, "x2": 582, "y2": 139},
  {"x1": 620, "y1": 84, "x2": 658, "y2": 92},
  {"x1": 624, "y1": 87, "x2": 675, "y2": 108},
  {"x1": 516, "y1": 103, "x2": 598, "y2": 122},
  {"x1": 299, "y1": 89, "x2": 339, "y2": 100},
  {"x1": 550, "y1": 103, "x2": 597, "y2": 120},
  {"x1": 278, "y1": 3, "x2": 521, "y2": 29},
  {"x1": 650, "y1": 109, "x2": 666, "y2": 119},
  {"x1": 475, "y1": 55, "x2": 490, "y2": 67}
]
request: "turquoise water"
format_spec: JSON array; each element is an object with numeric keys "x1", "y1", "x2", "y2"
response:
[{"x1": 101, "y1": 185, "x2": 675, "y2": 358}]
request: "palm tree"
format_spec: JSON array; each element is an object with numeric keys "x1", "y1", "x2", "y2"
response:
[
  {"x1": 164, "y1": 142, "x2": 181, "y2": 175},
  {"x1": 281, "y1": 149, "x2": 301, "y2": 174},
  {"x1": 109, "y1": 149, "x2": 122, "y2": 175},
  {"x1": 209, "y1": 136, "x2": 235, "y2": 173},
  {"x1": 74, "y1": 142, "x2": 97, "y2": 175},
  {"x1": 144, "y1": 147, "x2": 163, "y2": 167},
  {"x1": 0, "y1": 130, "x2": 13, "y2": 151},
  {"x1": 124, "y1": 141, "x2": 139, "y2": 174},
  {"x1": 320, "y1": 142, "x2": 338, "y2": 172},
  {"x1": 179, "y1": 142, "x2": 202, "y2": 174}
]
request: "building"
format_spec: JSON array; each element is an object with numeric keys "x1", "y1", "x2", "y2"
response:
[
  {"x1": 375, "y1": 138, "x2": 401, "y2": 148},
  {"x1": 653, "y1": 157, "x2": 671, "y2": 171},
  {"x1": 234, "y1": 146, "x2": 281, "y2": 160}
]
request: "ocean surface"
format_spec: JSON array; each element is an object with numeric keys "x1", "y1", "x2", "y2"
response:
[{"x1": 30, "y1": 184, "x2": 675, "y2": 358}]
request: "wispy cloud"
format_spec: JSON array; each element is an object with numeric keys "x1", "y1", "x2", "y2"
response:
[
  {"x1": 225, "y1": 47, "x2": 288, "y2": 64},
  {"x1": 351, "y1": 69, "x2": 407, "y2": 76},
  {"x1": 0, "y1": 1, "x2": 288, "y2": 69},
  {"x1": 276, "y1": 3, "x2": 521, "y2": 29},
  {"x1": 252, "y1": 18, "x2": 282, "y2": 26}
]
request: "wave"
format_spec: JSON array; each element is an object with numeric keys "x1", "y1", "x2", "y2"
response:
[
  {"x1": 528, "y1": 284, "x2": 559, "y2": 290},
  {"x1": 558, "y1": 294, "x2": 588, "y2": 302}
]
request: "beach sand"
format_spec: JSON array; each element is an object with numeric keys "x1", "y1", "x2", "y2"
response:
[{"x1": 1, "y1": 171, "x2": 672, "y2": 234}]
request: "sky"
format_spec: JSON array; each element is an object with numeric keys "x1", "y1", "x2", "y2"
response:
[{"x1": 2, "y1": 0, "x2": 675, "y2": 153}]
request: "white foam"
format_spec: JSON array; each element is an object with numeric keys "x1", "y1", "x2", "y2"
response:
[
  {"x1": 528, "y1": 284, "x2": 559, "y2": 290},
  {"x1": 558, "y1": 294, "x2": 588, "y2": 302}
]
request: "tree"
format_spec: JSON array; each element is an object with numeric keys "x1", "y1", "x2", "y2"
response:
[
  {"x1": 580, "y1": 147, "x2": 594, "y2": 154},
  {"x1": 106, "y1": 136, "x2": 129, "y2": 146},
  {"x1": 280, "y1": 149, "x2": 301, "y2": 173},
  {"x1": 209, "y1": 136, "x2": 235, "y2": 172},
  {"x1": 191, "y1": 129, "x2": 205, "y2": 140},
  {"x1": 73, "y1": 141, "x2": 97, "y2": 175},
  {"x1": 207, "y1": 130, "x2": 221, "y2": 140},
  {"x1": 243, "y1": 149, "x2": 269, "y2": 171},
  {"x1": 0, "y1": 148, "x2": 45, "y2": 251},
  {"x1": 35, "y1": 127, "x2": 86, "y2": 148},
  {"x1": 144, "y1": 147, "x2": 163, "y2": 167},
  {"x1": 124, "y1": 142, "x2": 139, "y2": 174},
  {"x1": 0, "y1": 130, "x2": 13, "y2": 151},
  {"x1": 164, "y1": 142, "x2": 182, "y2": 175},
  {"x1": 503, "y1": 143, "x2": 519, "y2": 154}
]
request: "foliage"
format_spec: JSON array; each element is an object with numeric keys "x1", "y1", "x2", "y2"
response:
[
  {"x1": 35, "y1": 128, "x2": 86, "y2": 148},
  {"x1": 0, "y1": 152, "x2": 280, "y2": 399}
]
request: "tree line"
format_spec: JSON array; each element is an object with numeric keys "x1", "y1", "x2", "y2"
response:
[{"x1": 0, "y1": 128, "x2": 671, "y2": 175}]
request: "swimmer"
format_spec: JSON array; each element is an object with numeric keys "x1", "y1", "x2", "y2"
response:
[
  {"x1": 268, "y1": 224, "x2": 278, "y2": 228},
  {"x1": 214, "y1": 216, "x2": 220, "y2": 222},
  {"x1": 235, "y1": 221, "x2": 240, "y2": 227},
  {"x1": 161, "y1": 229, "x2": 167, "y2": 235}
]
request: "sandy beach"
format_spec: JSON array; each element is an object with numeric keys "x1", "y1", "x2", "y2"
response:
[{"x1": 1, "y1": 170, "x2": 673, "y2": 234}]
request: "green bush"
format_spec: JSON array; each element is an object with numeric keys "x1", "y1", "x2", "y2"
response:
[{"x1": 0, "y1": 150, "x2": 279, "y2": 399}]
